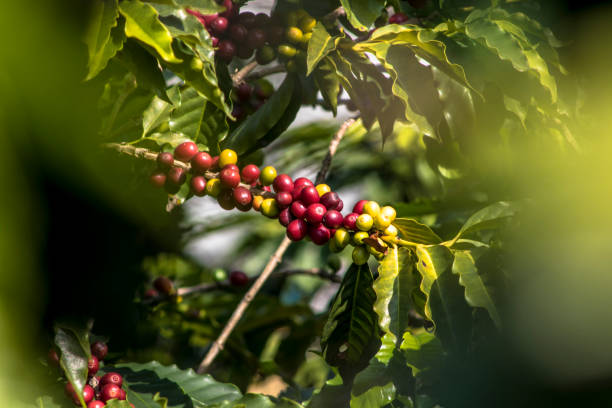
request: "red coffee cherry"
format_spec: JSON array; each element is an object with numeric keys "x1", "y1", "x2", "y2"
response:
[
  {"x1": 217, "y1": 40, "x2": 237, "y2": 62},
  {"x1": 266, "y1": 26, "x2": 284, "y2": 45},
  {"x1": 119, "y1": 389, "x2": 127, "y2": 400},
  {"x1": 320, "y1": 192, "x2": 340, "y2": 209},
  {"x1": 343, "y1": 212, "x2": 359, "y2": 230},
  {"x1": 202, "y1": 13, "x2": 219, "y2": 26},
  {"x1": 238, "y1": 11, "x2": 256, "y2": 28},
  {"x1": 300, "y1": 186, "x2": 319, "y2": 205},
  {"x1": 276, "y1": 191, "x2": 293, "y2": 208},
  {"x1": 88, "y1": 401, "x2": 105, "y2": 408},
  {"x1": 217, "y1": 189, "x2": 236, "y2": 210},
  {"x1": 223, "y1": 164, "x2": 239, "y2": 172},
  {"x1": 211, "y1": 36, "x2": 219, "y2": 47},
  {"x1": 229, "y1": 23, "x2": 248, "y2": 44},
  {"x1": 174, "y1": 141, "x2": 199, "y2": 162},
  {"x1": 150, "y1": 171, "x2": 167, "y2": 188},
  {"x1": 233, "y1": 186, "x2": 252, "y2": 207},
  {"x1": 309, "y1": 224, "x2": 331, "y2": 245},
  {"x1": 191, "y1": 176, "x2": 207, "y2": 196},
  {"x1": 48, "y1": 348, "x2": 60, "y2": 366},
  {"x1": 279, "y1": 208, "x2": 294, "y2": 226},
  {"x1": 292, "y1": 177, "x2": 313, "y2": 197},
  {"x1": 273, "y1": 174, "x2": 294, "y2": 193},
  {"x1": 100, "y1": 372, "x2": 123, "y2": 387},
  {"x1": 290, "y1": 201, "x2": 307, "y2": 219},
  {"x1": 82, "y1": 385, "x2": 95, "y2": 403},
  {"x1": 241, "y1": 164, "x2": 260, "y2": 184},
  {"x1": 153, "y1": 276, "x2": 174, "y2": 295},
  {"x1": 229, "y1": 271, "x2": 249, "y2": 286},
  {"x1": 220, "y1": 167, "x2": 241, "y2": 188},
  {"x1": 101, "y1": 384, "x2": 122, "y2": 402},
  {"x1": 210, "y1": 155, "x2": 220, "y2": 170},
  {"x1": 306, "y1": 203, "x2": 326, "y2": 225},
  {"x1": 353, "y1": 200, "x2": 368, "y2": 214},
  {"x1": 87, "y1": 355, "x2": 99, "y2": 376},
  {"x1": 220, "y1": 0, "x2": 238, "y2": 19},
  {"x1": 144, "y1": 288, "x2": 158, "y2": 299},
  {"x1": 191, "y1": 152, "x2": 213, "y2": 173},
  {"x1": 157, "y1": 152, "x2": 174, "y2": 169},
  {"x1": 335, "y1": 199, "x2": 344, "y2": 211},
  {"x1": 323, "y1": 210, "x2": 343, "y2": 229},
  {"x1": 247, "y1": 28, "x2": 267, "y2": 49},
  {"x1": 236, "y1": 82, "x2": 252, "y2": 101},
  {"x1": 90, "y1": 341, "x2": 108, "y2": 361},
  {"x1": 389, "y1": 12, "x2": 409, "y2": 24},
  {"x1": 254, "y1": 12, "x2": 270, "y2": 27},
  {"x1": 287, "y1": 219, "x2": 307, "y2": 241},
  {"x1": 167, "y1": 167, "x2": 187, "y2": 186},
  {"x1": 211, "y1": 16, "x2": 229, "y2": 35}
]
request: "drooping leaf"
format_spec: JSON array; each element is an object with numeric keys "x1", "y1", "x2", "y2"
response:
[
  {"x1": 306, "y1": 23, "x2": 337, "y2": 76},
  {"x1": 119, "y1": 0, "x2": 181, "y2": 64},
  {"x1": 142, "y1": 86, "x2": 180, "y2": 136},
  {"x1": 452, "y1": 201, "x2": 519, "y2": 241},
  {"x1": 85, "y1": 0, "x2": 125, "y2": 80},
  {"x1": 119, "y1": 40, "x2": 169, "y2": 101},
  {"x1": 453, "y1": 250, "x2": 501, "y2": 328},
  {"x1": 321, "y1": 263, "x2": 379, "y2": 368},
  {"x1": 340, "y1": 0, "x2": 386, "y2": 31},
  {"x1": 414, "y1": 245, "x2": 453, "y2": 320},
  {"x1": 350, "y1": 360, "x2": 396, "y2": 408},
  {"x1": 350, "y1": 381, "x2": 395, "y2": 408},
  {"x1": 54, "y1": 325, "x2": 91, "y2": 406},
  {"x1": 393, "y1": 219, "x2": 442, "y2": 245},
  {"x1": 399, "y1": 330, "x2": 443, "y2": 375},
  {"x1": 312, "y1": 58, "x2": 341, "y2": 116}
]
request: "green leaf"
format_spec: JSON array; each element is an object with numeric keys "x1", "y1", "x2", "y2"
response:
[
  {"x1": 85, "y1": 0, "x2": 125, "y2": 80},
  {"x1": 312, "y1": 58, "x2": 341, "y2": 116},
  {"x1": 174, "y1": 0, "x2": 224, "y2": 14},
  {"x1": 105, "y1": 401, "x2": 134, "y2": 408},
  {"x1": 119, "y1": 40, "x2": 169, "y2": 101},
  {"x1": 54, "y1": 325, "x2": 91, "y2": 407},
  {"x1": 340, "y1": 0, "x2": 386, "y2": 31},
  {"x1": 414, "y1": 245, "x2": 453, "y2": 320},
  {"x1": 373, "y1": 246, "x2": 419, "y2": 348},
  {"x1": 453, "y1": 250, "x2": 501, "y2": 328},
  {"x1": 119, "y1": 0, "x2": 181, "y2": 64},
  {"x1": 142, "y1": 86, "x2": 180, "y2": 136},
  {"x1": 33, "y1": 396, "x2": 64, "y2": 408},
  {"x1": 393, "y1": 219, "x2": 442, "y2": 245},
  {"x1": 350, "y1": 381, "x2": 395, "y2": 408},
  {"x1": 306, "y1": 23, "x2": 337, "y2": 76},
  {"x1": 453, "y1": 201, "x2": 519, "y2": 241},
  {"x1": 399, "y1": 331, "x2": 443, "y2": 375},
  {"x1": 321, "y1": 263, "x2": 379, "y2": 368}
]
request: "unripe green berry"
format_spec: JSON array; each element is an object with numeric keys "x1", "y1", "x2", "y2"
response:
[
  {"x1": 353, "y1": 231, "x2": 369, "y2": 245},
  {"x1": 384, "y1": 224, "x2": 398, "y2": 237},
  {"x1": 190, "y1": 57, "x2": 204, "y2": 71},
  {"x1": 352, "y1": 246, "x2": 370, "y2": 265},
  {"x1": 219, "y1": 148, "x2": 238, "y2": 168},
  {"x1": 213, "y1": 268, "x2": 227, "y2": 281},
  {"x1": 278, "y1": 44, "x2": 297, "y2": 58},
  {"x1": 356, "y1": 214, "x2": 374, "y2": 231},
  {"x1": 256, "y1": 45, "x2": 276, "y2": 65},
  {"x1": 299, "y1": 16, "x2": 316, "y2": 33},
  {"x1": 205, "y1": 178, "x2": 222, "y2": 197},
  {"x1": 260, "y1": 166, "x2": 277, "y2": 186},
  {"x1": 327, "y1": 254, "x2": 342, "y2": 271},
  {"x1": 363, "y1": 201, "x2": 381, "y2": 218},
  {"x1": 329, "y1": 239, "x2": 342, "y2": 253},
  {"x1": 261, "y1": 198, "x2": 280, "y2": 218},
  {"x1": 333, "y1": 228, "x2": 351, "y2": 248}
]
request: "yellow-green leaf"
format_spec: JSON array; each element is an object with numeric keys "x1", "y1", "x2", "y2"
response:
[
  {"x1": 393, "y1": 218, "x2": 442, "y2": 245},
  {"x1": 306, "y1": 22, "x2": 337, "y2": 76},
  {"x1": 415, "y1": 245, "x2": 453, "y2": 320},
  {"x1": 84, "y1": 0, "x2": 125, "y2": 80},
  {"x1": 340, "y1": 0, "x2": 386, "y2": 31}
]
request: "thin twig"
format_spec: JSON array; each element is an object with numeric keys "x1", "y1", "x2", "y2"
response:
[
  {"x1": 195, "y1": 118, "x2": 356, "y2": 374},
  {"x1": 244, "y1": 64, "x2": 286, "y2": 82},
  {"x1": 231, "y1": 60, "x2": 258, "y2": 87}
]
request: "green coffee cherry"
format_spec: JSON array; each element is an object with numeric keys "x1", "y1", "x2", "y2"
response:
[
  {"x1": 333, "y1": 228, "x2": 351, "y2": 248},
  {"x1": 278, "y1": 44, "x2": 297, "y2": 58},
  {"x1": 213, "y1": 268, "x2": 227, "y2": 282},
  {"x1": 329, "y1": 239, "x2": 342, "y2": 253},
  {"x1": 190, "y1": 57, "x2": 204, "y2": 71},
  {"x1": 356, "y1": 214, "x2": 374, "y2": 231},
  {"x1": 327, "y1": 254, "x2": 342, "y2": 271},
  {"x1": 352, "y1": 246, "x2": 370, "y2": 265},
  {"x1": 256, "y1": 45, "x2": 276, "y2": 65},
  {"x1": 205, "y1": 178, "x2": 222, "y2": 197},
  {"x1": 260, "y1": 166, "x2": 277, "y2": 185},
  {"x1": 299, "y1": 16, "x2": 316, "y2": 33},
  {"x1": 353, "y1": 231, "x2": 369, "y2": 245},
  {"x1": 261, "y1": 198, "x2": 280, "y2": 218}
]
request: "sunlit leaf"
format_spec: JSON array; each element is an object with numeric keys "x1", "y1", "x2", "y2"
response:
[{"x1": 85, "y1": 0, "x2": 125, "y2": 80}]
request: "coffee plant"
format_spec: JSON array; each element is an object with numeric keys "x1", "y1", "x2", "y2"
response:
[{"x1": 4, "y1": 0, "x2": 611, "y2": 407}]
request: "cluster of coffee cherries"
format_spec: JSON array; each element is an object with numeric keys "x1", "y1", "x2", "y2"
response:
[
  {"x1": 187, "y1": 2, "x2": 316, "y2": 70},
  {"x1": 231, "y1": 79, "x2": 274, "y2": 122},
  {"x1": 149, "y1": 144, "x2": 398, "y2": 265},
  {"x1": 50, "y1": 341, "x2": 133, "y2": 407}
]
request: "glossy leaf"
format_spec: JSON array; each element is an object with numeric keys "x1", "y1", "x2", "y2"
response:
[
  {"x1": 54, "y1": 325, "x2": 91, "y2": 406},
  {"x1": 119, "y1": 0, "x2": 181, "y2": 64},
  {"x1": 453, "y1": 201, "x2": 519, "y2": 241},
  {"x1": 174, "y1": 0, "x2": 224, "y2": 14},
  {"x1": 340, "y1": 0, "x2": 386, "y2": 31},
  {"x1": 453, "y1": 250, "x2": 501, "y2": 328},
  {"x1": 321, "y1": 263, "x2": 379, "y2": 368},
  {"x1": 414, "y1": 245, "x2": 453, "y2": 320},
  {"x1": 142, "y1": 86, "x2": 180, "y2": 136},
  {"x1": 312, "y1": 58, "x2": 341, "y2": 116},
  {"x1": 399, "y1": 331, "x2": 443, "y2": 375},
  {"x1": 85, "y1": 0, "x2": 124, "y2": 80},
  {"x1": 350, "y1": 381, "x2": 395, "y2": 408},
  {"x1": 307, "y1": 23, "x2": 337, "y2": 76},
  {"x1": 120, "y1": 40, "x2": 169, "y2": 101},
  {"x1": 393, "y1": 218, "x2": 442, "y2": 245}
]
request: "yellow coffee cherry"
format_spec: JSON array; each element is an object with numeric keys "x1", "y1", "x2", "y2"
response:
[
  {"x1": 384, "y1": 224, "x2": 398, "y2": 237},
  {"x1": 260, "y1": 166, "x2": 277, "y2": 186},
  {"x1": 252, "y1": 195, "x2": 264, "y2": 212},
  {"x1": 299, "y1": 16, "x2": 317, "y2": 33},
  {"x1": 316, "y1": 183, "x2": 331, "y2": 196},
  {"x1": 286, "y1": 27, "x2": 304, "y2": 44},
  {"x1": 356, "y1": 214, "x2": 374, "y2": 231},
  {"x1": 261, "y1": 198, "x2": 280, "y2": 218},
  {"x1": 219, "y1": 148, "x2": 238, "y2": 168},
  {"x1": 374, "y1": 213, "x2": 392, "y2": 230},
  {"x1": 352, "y1": 246, "x2": 370, "y2": 265},
  {"x1": 190, "y1": 57, "x2": 203, "y2": 71},
  {"x1": 352, "y1": 231, "x2": 369, "y2": 245},
  {"x1": 363, "y1": 201, "x2": 381, "y2": 218},
  {"x1": 333, "y1": 228, "x2": 351, "y2": 248},
  {"x1": 380, "y1": 206, "x2": 396, "y2": 223},
  {"x1": 205, "y1": 178, "x2": 222, "y2": 197}
]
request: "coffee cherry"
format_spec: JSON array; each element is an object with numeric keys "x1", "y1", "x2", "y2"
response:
[
  {"x1": 300, "y1": 186, "x2": 319, "y2": 205},
  {"x1": 48, "y1": 348, "x2": 60, "y2": 366},
  {"x1": 211, "y1": 36, "x2": 219, "y2": 47},
  {"x1": 261, "y1": 198, "x2": 280, "y2": 218},
  {"x1": 353, "y1": 231, "x2": 369, "y2": 245},
  {"x1": 267, "y1": 26, "x2": 285, "y2": 45},
  {"x1": 256, "y1": 45, "x2": 276, "y2": 65},
  {"x1": 315, "y1": 184, "x2": 331, "y2": 197},
  {"x1": 299, "y1": 15, "x2": 316, "y2": 33},
  {"x1": 356, "y1": 214, "x2": 374, "y2": 231},
  {"x1": 153, "y1": 276, "x2": 174, "y2": 295},
  {"x1": 343, "y1": 213, "x2": 358, "y2": 230},
  {"x1": 190, "y1": 56, "x2": 204, "y2": 71},
  {"x1": 235, "y1": 82, "x2": 252, "y2": 101},
  {"x1": 191, "y1": 151, "x2": 213, "y2": 173},
  {"x1": 167, "y1": 167, "x2": 187, "y2": 186},
  {"x1": 292, "y1": 177, "x2": 313, "y2": 197},
  {"x1": 205, "y1": 178, "x2": 222, "y2": 197},
  {"x1": 247, "y1": 28, "x2": 267, "y2": 49},
  {"x1": 157, "y1": 152, "x2": 174, "y2": 169},
  {"x1": 79, "y1": 385, "x2": 95, "y2": 404},
  {"x1": 217, "y1": 40, "x2": 237, "y2": 62},
  {"x1": 333, "y1": 228, "x2": 351, "y2": 248},
  {"x1": 290, "y1": 201, "x2": 307, "y2": 219},
  {"x1": 278, "y1": 44, "x2": 297, "y2": 58},
  {"x1": 309, "y1": 224, "x2": 331, "y2": 245},
  {"x1": 276, "y1": 191, "x2": 293, "y2": 208},
  {"x1": 252, "y1": 195, "x2": 264, "y2": 211},
  {"x1": 374, "y1": 213, "x2": 392, "y2": 230},
  {"x1": 191, "y1": 176, "x2": 207, "y2": 196},
  {"x1": 219, "y1": 148, "x2": 238, "y2": 168},
  {"x1": 237, "y1": 45, "x2": 254, "y2": 59},
  {"x1": 352, "y1": 246, "x2": 370, "y2": 265},
  {"x1": 210, "y1": 155, "x2": 220, "y2": 170},
  {"x1": 144, "y1": 288, "x2": 158, "y2": 299},
  {"x1": 273, "y1": 174, "x2": 294, "y2": 193},
  {"x1": 91, "y1": 342, "x2": 108, "y2": 361},
  {"x1": 306, "y1": 203, "x2": 326, "y2": 224},
  {"x1": 87, "y1": 356, "x2": 99, "y2": 376},
  {"x1": 286, "y1": 219, "x2": 306, "y2": 241},
  {"x1": 380, "y1": 206, "x2": 397, "y2": 222},
  {"x1": 219, "y1": 167, "x2": 241, "y2": 188},
  {"x1": 254, "y1": 12, "x2": 270, "y2": 27},
  {"x1": 353, "y1": 200, "x2": 368, "y2": 214},
  {"x1": 336, "y1": 199, "x2": 344, "y2": 211},
  {"x1": 389, "y1": 12, "x2": 409, "y2": 24},
  {"x1": 229, "y1": 270, "x2": 249, "y2": 286},
  {"x1": 218, "y1": 189, "x2": 236, "y2": 210},
  {"x1": 329, "y1": 239, "x2": 341, "y2": 253},
  {"x1": 119, "y1": 389, "x2": 127, "y2": 400},
  {"x1": 286, "y1": 27, "x2": 303, "y2": 43},
  {"x1": 101, "y1": 372, "x2": 123, "y2": 387},
  {"x1": 279, "y1": 208, "x2": 294, "y2": 226},
  {"x1": 384, "y1": 224, "x2": 398, "y2": 236},
  {"x1": 241, "y1": 164, "x2": 260, "y2": 184},
  {"x1": 233, "y1": 186, "x2": 252, "y2": 208},
  {"x1": 238, "y1": 11, "x2": 256, "y2": 28},
  {"x1": 211, "y1": 16, "x2": 229, "y2": 35},
  {"x1": 101, "y1": 383, "x2": 122, "y2": 402},
  {"x1": 320, "y1": 191, "x2": 340, "y2": 209},
  {"x1": 323, "y1": 210, "x2": 343, "y2": 229},
  {"x1": 260, "y1": 166, "x2": 277, "y2": 186},
  {"x1": 363, "y1": 201, "x2": 381, "y2": 218},
  {"x1": 174, "y1": 141, "x2": 199, "y2": 162},
  {"x1": 223, "y1": 163, "x2": 239, "y2": 172},
  {"x1": 88, "y1": 401, "x2": 105, "y2": 408},
  {"x1": 301, "y1": 32, "x2": 312, "y2": 46},
  {"x1": 219, "y1": 0, "x2": 238, "y2": 18}
]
